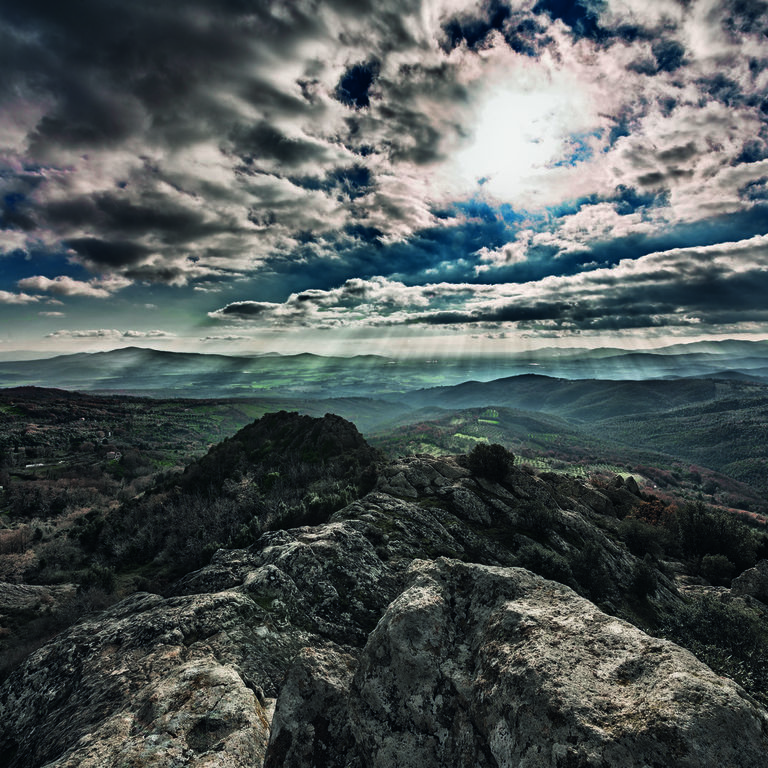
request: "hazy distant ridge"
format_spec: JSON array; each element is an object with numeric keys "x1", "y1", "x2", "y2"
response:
[{"x1": 1, "y1": 339, "x2": 768, "y2": 398}]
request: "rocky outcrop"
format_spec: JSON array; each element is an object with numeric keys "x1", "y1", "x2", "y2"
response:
[
  {"x1": 1, "y1": 447, "x2": 766, "y2": 767},
  {"x1": 373, "y1": 455, "x2": 679, "y2": 612},
  {"x1": 0, "y1": 582, "x2": 76, "y2": 614},
  {"x1": 0, "y1": 591, "x2": 285, "y2": 768},
  {"x1": 45, "y1": 660, "x2": 271, "y2": 768},
  {"x1": 732, "y1": 559, "x2": 768, "y2": 604},
  {"x1": 269, "y1": 558, "x2": 768, "y2": 767}
]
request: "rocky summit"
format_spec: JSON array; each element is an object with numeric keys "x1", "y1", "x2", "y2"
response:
[{"x1": 1, "y1": 414, "x2": 767, "y2": 767}]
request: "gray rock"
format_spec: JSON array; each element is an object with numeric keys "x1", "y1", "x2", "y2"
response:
[
  {"x1": 271, "y1": 558, "x2": 768, "y2": 767},
  {"x1": 173, "y1": 549, "x2": 264, "y2": 595},
  {"x1": 0, "y1": 591, "x2": 287, "y2": 768},
  {"x1": 265, "y1": 646, "x2": 358, "y2": 768},
  {"x1": 732, "y1": 559, "x2": 768, "y2": 603},
  {"x1": 624, "y1": 475, "x2": 640, "y2": 495},
  {"x1": 45, "y1": 660, "x2": 271, "y2": 768},
  {"x1": 376, "y1": 469, "x2": 419, "y2": 498},
  {"x1": 0, "y1": 582, "x2": 76, "y2": 613},
  {"x1": 376, "y1": 455, "x2": 470, "y2": 499},
  {"x1": 239, "y1": 520, "x2": 400, "y2": 644}
]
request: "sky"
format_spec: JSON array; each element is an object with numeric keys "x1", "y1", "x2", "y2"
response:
[{"x1": 1, "y1": 0, "x2": 768, "y2": 359}]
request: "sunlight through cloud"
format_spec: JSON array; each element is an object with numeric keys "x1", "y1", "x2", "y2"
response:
[{"x1": 452, "y1": 73, "x2": 596, "y2": 205}]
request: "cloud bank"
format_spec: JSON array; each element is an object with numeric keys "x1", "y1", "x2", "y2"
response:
[{"x1": 1, "y1": 0, "x2": 767, "y2": 347}]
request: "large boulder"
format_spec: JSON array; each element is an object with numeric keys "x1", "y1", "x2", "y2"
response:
[
  {"x1": 731, "y1": 559, "x2": 768, "y2": 604},
  {"x1": 0, "y1": 591, "x2": 282, "y2": 768},
  {"x1": 268, "y1": 558, "x2": 768, "y2": 767}
]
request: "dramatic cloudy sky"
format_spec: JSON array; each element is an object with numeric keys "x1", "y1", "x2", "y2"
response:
[{"x1": 2, "y1": 0, "x2": 767, "y2": 357}]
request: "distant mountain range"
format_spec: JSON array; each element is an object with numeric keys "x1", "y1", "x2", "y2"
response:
[
  {"x1": 406, "y1": 374, "x2": 767, "y2": 421},
  {"x1": 2, "y1": 339, "x2": 768, "y2": 398}
]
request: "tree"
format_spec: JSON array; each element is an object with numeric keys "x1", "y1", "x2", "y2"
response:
[{"x1": 468, "y1": 443, "x2": 514, "y2": 482}]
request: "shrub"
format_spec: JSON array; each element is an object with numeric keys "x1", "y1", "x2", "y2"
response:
[
  {"x1": 618, "y1": 517, "x2": 667, "y2": 559},
  {"x1": 570, "y1": 542, "x2": 614, "y2": 604},
  {"x1": 674, "y1": 502, "x2": 757, "y2": 570},
  {"x1": 659, "y1": 594, "x2": 768, "y2": 706},
  {"x1": 631, "y1": 554, "x2": 658, "y2": 599},
  {"x1": 517, "y1": 501, "x2": 557, "y2": 535},
  {"x1": 699, "y1": 554, "x2": 735, "y2": 586},
  {"x1": 78, "y1": 564, "x2": 116, "y2": 594},
  {"x1": 468, "y1": 443, "x2": 514, "y2": 482}
]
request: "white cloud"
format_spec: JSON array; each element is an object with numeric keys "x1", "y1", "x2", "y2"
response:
[
  {"x1": 210, "y1": 233, "x2": 768, "y2": 334},
  {"x1": 17, "y1": 275, "x2": 130, "y2": 298},
  {"x1": 46, "y1": 329, "x2": 175, "y2": 339},
  {"x1": 475, "y1": 230, "x2": 534, "y2": 272},
  {"x1": 0, "y1": 290, "x2": 39, "y2": 305},
  {"x1": 200, "y1": 334, "x2": 250, "y2": 341}
]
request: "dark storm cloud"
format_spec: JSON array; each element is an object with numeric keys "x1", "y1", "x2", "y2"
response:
[
  {"x1": 326, "y1": 166, "x2": 374, "y2": 199},
  {"x1": 64, "y1": 238, "x2": 149, "y2": 268},
  {"x1": 122, "y1": 264, "x2": 191, "y2": 284},
  {"x1": 443, "y1": 0, "x2": 512, "y2": 50},
  {"x1": 720, "y1": 0, "x2": 768, "y2": 37},
  {"x1": 208, "y1": 276, "x2": 483, "y2": 327},
  {"x1": 240, "y1": 77, "x2": 313, "y2": 116},
  {"x1": 299, "y1": 213, "x2": 510, "y2": 289},
  {"x1": 440, "y1": 1, "x2": 562, "y2": 57},
  {"x1": 29, "y1": 90, "x2": 145, "y2": 152},
  {"x1": 3, "y1": 1, "x2": 268, "y2": 152},
  {"x1": 652, "y1": 39, "x2": 686, "y2": 72},
  {"x1": 230, "y1": 122, "x2": 330, "y2": 168},
  {"x1": 0, "y1": 0, "x2": 345, "y2": 284},
  {"x1": 6, "y1": 0, "x2": 499, "y2": 289},
  {"x1": 291, "y1": 166, "x2": 374, "y2": 200},
  {"x1": 0, "y1": 193, "x2": 36, "y2": 232},
  {"x1": 217, "y1": 301, "x2": 279, "y2": 317},
  {"x1": 699, "y1": 74, "x2": 744, "y2": 107},
  {"x1": 223, "y1": 195, "x2": 767, "y2": 303},
  {"x1": 206, "y1": 225, "x2": 768, "y2": 337},
  {"x1": 657, "y1": 142, "x2": 698, "y2": 164},
  {"x1": 619, "y1": 134, "x2": 702, "y2": 190},
  {"x1": 504, "y1": 204, "x2": 768, "y2": 287},
  {"x1": 734, "y1": 135, "x2": 768, "y2": 165},
  {"x1": 409, "y1": 301, "x2": 573, "y2": 325},
  {"x1": 740, "y1": 177, "x2": 768, "y2": 200},
  {"x1": 402, "y1": 236, "x2": 768, "y2": 332},
  {"x1": 613, "y1": 185, "x2": 668, "y2": 215},
  {"x1": 44, "y1": 193, "x2": 236, "y2": 243},
  {"x1": 629, "y1": 38, "x2": 687, "y2": 76},
  {"x1": 377, "y1": 111, "x2": 445, "y2": 164},
  {"x1": 353, "y1": 59, "x2": 472, "y2": 166},
  {"x1": 636, "y1": 169, "x2": 694, "y2": 187}
]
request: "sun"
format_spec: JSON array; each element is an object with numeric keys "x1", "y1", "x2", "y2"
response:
[{"x1": 453, "y1": 75, "x2": 595, "y2": 205}]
